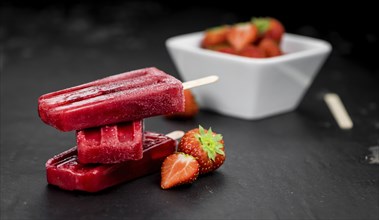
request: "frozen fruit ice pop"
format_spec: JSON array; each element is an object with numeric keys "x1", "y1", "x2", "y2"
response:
[
  {"x1": 38, "y1": 67, "x2": 184, "y2": 131},
  {"x1": 46, "y1": 131, "x2": 176, "y2": 192},
  {"x1": 77, "y1": 120, "x2": 143, "y2": 164}
]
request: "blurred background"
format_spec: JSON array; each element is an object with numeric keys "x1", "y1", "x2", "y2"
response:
[{"x1": 1, "y1": 0, "x2": 378, "y2": 76}]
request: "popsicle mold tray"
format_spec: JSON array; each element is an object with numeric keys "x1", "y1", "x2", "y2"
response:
[{"x1": 166, "y1": 32, "x2": 331, "y2": 119}]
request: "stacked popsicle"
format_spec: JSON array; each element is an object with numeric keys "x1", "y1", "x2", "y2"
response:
[{"x1": 39, "y1": 67, "x2": 188, "y2": 192}]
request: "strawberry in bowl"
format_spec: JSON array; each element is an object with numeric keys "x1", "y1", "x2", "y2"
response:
[
  {"x1": 166, "y1": 16, "x2": 331, "y2": 120},
  {"x1": 201, "y1": 17, "x2": 285, "y2": 58}
]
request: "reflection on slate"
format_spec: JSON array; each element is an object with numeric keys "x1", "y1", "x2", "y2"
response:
[{"x1": 1, "y1": 2, "x2": 378, "y2": 220}]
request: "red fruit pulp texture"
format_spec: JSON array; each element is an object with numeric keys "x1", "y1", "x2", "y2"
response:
[
  {"x1": 46, "y1": 132, "x2": 177, "y2": 192},
  {"x1": 38, "y1": 67, "x2": 184, "y2": 132},
  {"x1": 227, "y1": 24, "x2": 258, "y2": 51},
  {"x1": 202, "y1": 26, "x2": 230, "y2": 47},
  {"x1": 259, "y1": 38, "x2": 282, "y2": 57},
  {"x1": 216, "y1": 47, "x2": 238, "y2": 55},
  {"x1": 77, "y1": 120, "x2": 143, "y2": 164},
  {"x1": 239, "y1": 45, "x2": 266, "y2": 58}
]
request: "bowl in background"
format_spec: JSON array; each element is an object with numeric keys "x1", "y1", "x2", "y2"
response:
[{"x1": 166, "y1": 32, "x2": 332, "y2": 120}]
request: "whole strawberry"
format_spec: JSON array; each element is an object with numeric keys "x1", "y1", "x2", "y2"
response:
[
  {"x1": 178, "y1": 125, "x2": 225, "y2": 174},
  {"x1": 165, "y1": 90, "x2": 199, "y2": 119},
  {"x1": 252, "y1": 17, "x2": 285, "y2": 43},
  {"x1": 258, "y1": 38, "x2": 282, "y2": 57}
]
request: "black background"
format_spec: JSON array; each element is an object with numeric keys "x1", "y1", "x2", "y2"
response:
[
  {"x1": 2, "y1": 0, "x2": 378, "y2": 73},
  {"x1": 1, "y1": 1, "x2": 379, "y2": 219}
]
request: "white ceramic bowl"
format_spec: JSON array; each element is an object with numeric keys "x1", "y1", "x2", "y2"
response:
[{"x1": 166, "y1": 32, "x2": 332, "y2": 120}]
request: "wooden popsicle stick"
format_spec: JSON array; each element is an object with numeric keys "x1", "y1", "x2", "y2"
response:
[
  {"x1": 182, "y1": 75, "x2": 219, "y2": 90},
  {"x1": 166, "y1": 130, "x2": 185, "y2": 140},
  {"x1": 324, "y1": 93, "x2": 353, "y2": 129}
]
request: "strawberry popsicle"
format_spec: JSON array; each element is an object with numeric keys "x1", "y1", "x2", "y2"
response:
[
  {"x1": 38, "y1": 67, "x2": 184, "y2": 131},
  {"x1": 76, "y1": 120, "x2": 143, "y2": 164},
  {"x1": 46, "y1": 132, "x2": 176, "y2": 192}
]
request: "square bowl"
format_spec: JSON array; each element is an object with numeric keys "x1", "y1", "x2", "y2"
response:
[{"x1": 166, "y1": 32, "x2": 332, "y2": 120}]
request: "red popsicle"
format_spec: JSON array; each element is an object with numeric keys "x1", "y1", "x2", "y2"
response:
[
  {"x1": 38, "y1": 67, "x2": 184, "y2": 131},
  {"x1": 46, "y1": 131, "x2": 176, "y2": 192},
  {"x1": 76, "y1": 120, "x2": 143, "y2": 164}
]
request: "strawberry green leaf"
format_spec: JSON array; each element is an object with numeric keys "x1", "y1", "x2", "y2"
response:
[
  {"x1": 215, "y1": 147, "x2": 225, "y2": 155},
  {"x1": 252, "y1": 17, "x2": 270, "y2": 34},
  {"x1": 195, "y1": 125, "x2": 224, "y2": 162},
  {"x1": 195, "y1": 133, "x2": 201, "y2": 140},
  {"x1": 199, "y1": 125, "x2": 206, "y2": 136}
]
